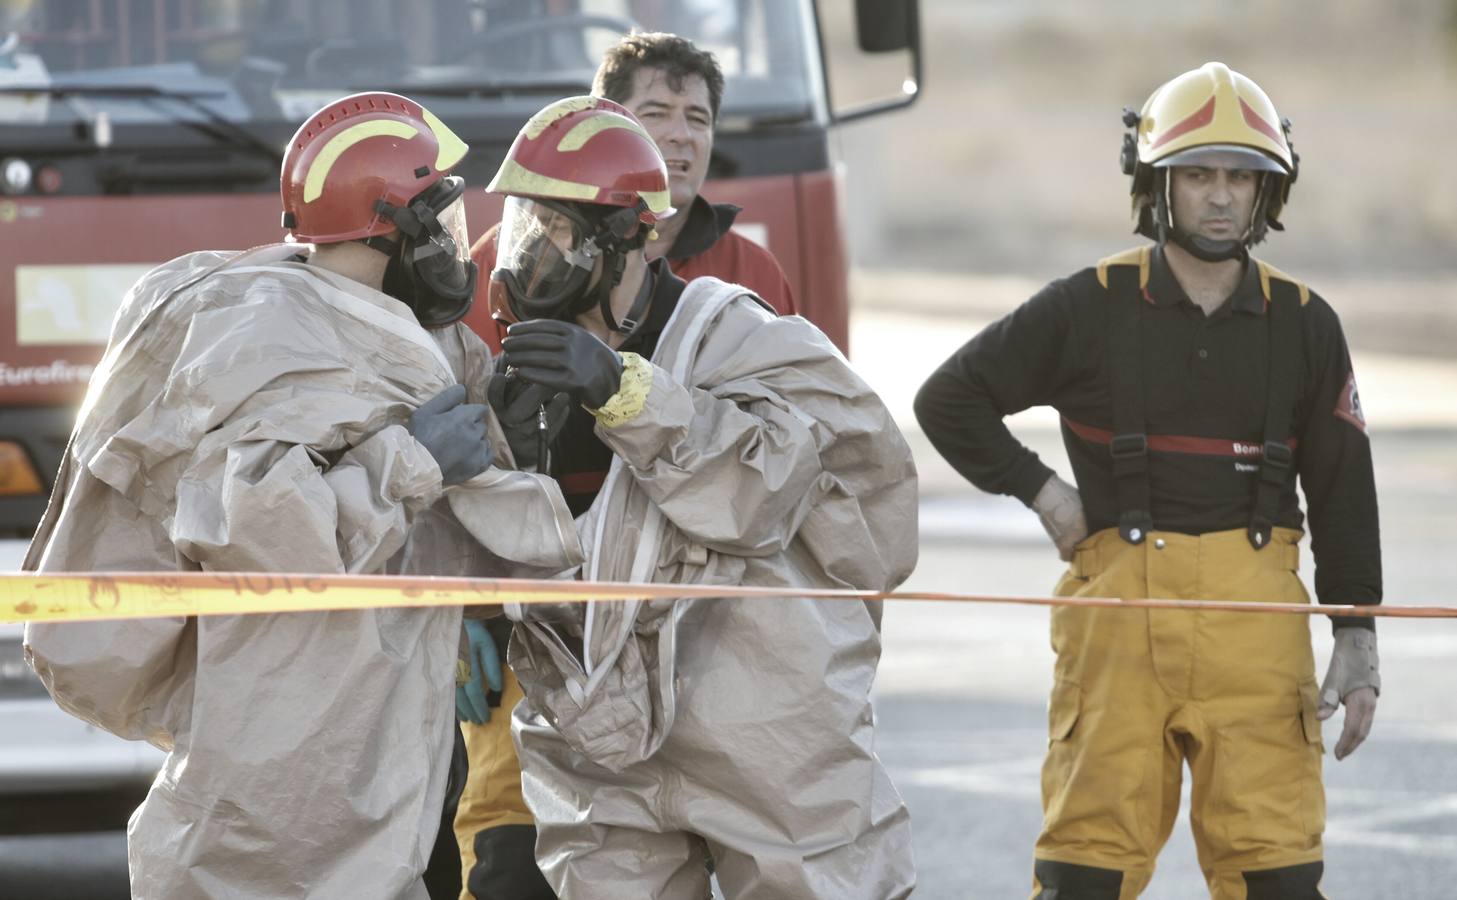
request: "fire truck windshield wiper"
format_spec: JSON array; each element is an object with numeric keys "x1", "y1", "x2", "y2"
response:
[{"x1": 0, "y1": 83, "x2": 284, "y2": 165}]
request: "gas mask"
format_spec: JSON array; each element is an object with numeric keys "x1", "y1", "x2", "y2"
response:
[
  {"x1": 489, "y1": 195, "x2": 651, "y2": 335},
  {"x1": 375, "y1": 175, "x2": 478, "y2": 328}
]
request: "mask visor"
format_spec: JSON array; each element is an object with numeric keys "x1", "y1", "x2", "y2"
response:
[{"x1": 493, "y1": 196, "x2": 597, "y2": 319}]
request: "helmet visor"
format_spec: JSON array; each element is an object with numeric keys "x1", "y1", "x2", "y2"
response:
[
  {"x1": 386, "y1": 176, "x2": 478, "y2": 328},
  {"x1": 436, "y1": 192, "x2": 472, "y2": 269},
  {"x1": 1154, "y1": 144, "x2": 1287, "y2": 174},
  {"x1": 494, "y1": 196, "x2": 598, "y2": 312},
  {"x1": 406, "y1": 192, "x2": 476, "y2": 327}
]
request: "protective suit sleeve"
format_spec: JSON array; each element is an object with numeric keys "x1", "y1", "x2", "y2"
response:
[
  {"x1": 592, "y1": 305, "x2": 900, "y2": 559},
  {"x1": 171, "y1": 424, "x2": 443, "y2": 574},
  {"x1": 445, "y1": 468, "x2": 584, "y2": 578},
  {"x1": 592, "y1": 358, "x2": 821, "y2": 556}
]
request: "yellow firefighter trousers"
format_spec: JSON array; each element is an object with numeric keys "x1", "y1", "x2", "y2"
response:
[
  {"x1": 455, "y1": 665, "x2": 536, "y2": 899},
  {"x1": 1030, "y1": 527, "x2": 1327, "y2": 900}
]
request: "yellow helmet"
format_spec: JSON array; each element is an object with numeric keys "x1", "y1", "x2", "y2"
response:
[{"x1": 1120, "y1": 62, "x2": 1299, "y2": 254}]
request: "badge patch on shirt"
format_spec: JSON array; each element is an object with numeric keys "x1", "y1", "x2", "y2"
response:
[{"x1": 1334, "y1": 370, "x2": 1366, "y2": 433}]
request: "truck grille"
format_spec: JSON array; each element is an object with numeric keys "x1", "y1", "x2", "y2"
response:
[{"x1": 0, "y1": 635, "x2": 50, "y2": 700}]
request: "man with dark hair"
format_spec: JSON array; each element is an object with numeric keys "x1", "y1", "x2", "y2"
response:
[
  {"x1": 593, "y1": 29, "x2": 725, "y2": 122},
  {"x1": 453, "y1": 32, "x2": 798, "y2": 900},
  {"x1": 590, "y1": 32, "x2": 792, "y2": 312}
]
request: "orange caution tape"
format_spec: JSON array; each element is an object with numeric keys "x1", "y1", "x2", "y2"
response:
[{"x1": 0, "y1": 571, "x2": 1452, "y2": 626}]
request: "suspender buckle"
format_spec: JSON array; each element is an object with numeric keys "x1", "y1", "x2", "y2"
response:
[
  {"x1": 1262, "y1": 440, "x2": 1294, "y2": 468},
  {"x1": 1248, "y1": 516, "x2": 1274, "y2": 549},
  {"x1": 1119, "y1": 511, "x2": 1152, "y2": 545},
  {"x1": 1109, "y1": 433, "x2": 1148, "y2": 459}
]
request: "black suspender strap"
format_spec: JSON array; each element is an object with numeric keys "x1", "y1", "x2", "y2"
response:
[
  {"x1": 1249, "y1": 277, "x2": 1302, "y2": 549},
  {"x1": 1105, "y1": 264, "x2": 1152, "y2": 544}
]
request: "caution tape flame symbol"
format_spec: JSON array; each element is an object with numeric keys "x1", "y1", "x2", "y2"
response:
[{"x1": 88, "y1": 576, "x2": 121, "y2": 613}]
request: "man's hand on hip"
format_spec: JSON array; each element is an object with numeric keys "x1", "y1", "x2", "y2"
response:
[{"x1": 1032, "y1": 474, "x2": 1088, "y2": 562}]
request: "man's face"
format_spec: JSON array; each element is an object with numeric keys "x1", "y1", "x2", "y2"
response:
[
  {"x1": 622, "y1": 68, "x2": 714, "y2": 212},
  {"x1": 1168, "y1": 152, "x2": 1259, "y2": 243}
]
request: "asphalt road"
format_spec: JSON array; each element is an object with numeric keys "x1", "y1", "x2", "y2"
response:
[{"x1": 2, "y1": 304, "x2": 1454, "y2": 899}]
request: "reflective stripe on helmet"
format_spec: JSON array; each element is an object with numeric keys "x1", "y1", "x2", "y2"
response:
[
  {"x1": 557, "y1": 111, "x2": 656, "y2": 152},
  {"x1": 303, "y1": 120, "x2": 420, "y2": 203},
  {"x1": 490, "y1": 158, "x2": 603, "y2": 202},
  {"x1": 523, "y1": 96, "x2": 601, "y2": 139},
  {"x1": 422, "y1": 108, "x2": 469, "y2": 172}
]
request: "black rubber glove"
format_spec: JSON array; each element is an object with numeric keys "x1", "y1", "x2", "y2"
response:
[
  {"x1": 407, "y1": 384, "x2": 493, "y2": 485},
  {"x1": 501, "y1": 319, "x2": 624, "y2": 409},
  {"x1": 486, "y1": 370, "x2": 571, "y2": 471}
]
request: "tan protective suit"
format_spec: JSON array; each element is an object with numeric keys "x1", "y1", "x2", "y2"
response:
[
  {"x1": 24, "y1": 244, "x2": 580, "y2": 900},
  {"x1": 507, "y1": 278, "x2": 920, "y2": 900}
]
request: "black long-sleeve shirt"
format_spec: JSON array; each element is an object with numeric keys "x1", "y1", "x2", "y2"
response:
[{"x1": 914, "y1": 246, "x2": 1381, "y2": 627}]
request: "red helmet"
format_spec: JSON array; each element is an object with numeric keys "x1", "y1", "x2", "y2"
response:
[
  {"x1": 281, "y1": 91, "x2": 470, "y2": 244},
  {"x1": 486, "y1": 95, "x2": 672, "y2": 223},
  {"x1": 486, "y1": 97, "x2": 672, "y2": 330}
]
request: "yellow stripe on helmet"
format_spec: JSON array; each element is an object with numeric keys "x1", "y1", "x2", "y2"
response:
[
  {"x1": 486, "y1": 158, "x2": 602, "y2": 201},
  {"x1": 522, "y1": 96, "x2": 601, "y2": 140},
  {"x1": 639, "y1": 187, "x2": 672, "y2": 216},
  {"x1": 422, "y1": 107, "x2": 469, "y2": 172},
  {"x1": 556, "y1": 113, "x2": 657, "y2": 153},
  {"x1": 303, "y1": 120, "x2": 420, "y2": 204}
]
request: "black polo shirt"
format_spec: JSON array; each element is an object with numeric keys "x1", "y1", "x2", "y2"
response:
[
  {"x1": 551, "y1": 258, "x2": 685, "y2": 516},
  {"x1": 914, "y1": 245, "x2": 1381, "y2": 623}
]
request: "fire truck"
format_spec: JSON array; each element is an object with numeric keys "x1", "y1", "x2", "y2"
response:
[{"x1": 0, "y1": 0, "x2": 919, "y2": 538}]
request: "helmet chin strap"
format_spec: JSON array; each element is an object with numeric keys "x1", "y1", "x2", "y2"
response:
[
  {"x1": 584, "y1": 201, "x2": 653, "y2": 339},
  {"x1": 1167, "y1": 228, "x2": 1247, "y2": 262},
  {"x1": 600, "y1": 259, "x2": 654, "y2": 339},
  {"x1": 553, "y1": 241, "x2": 649, "y2": 340}
]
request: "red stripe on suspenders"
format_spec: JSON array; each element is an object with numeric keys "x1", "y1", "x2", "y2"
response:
[{"x1": 1061, "y1": 416, "x2": 1297, "y2": 459}]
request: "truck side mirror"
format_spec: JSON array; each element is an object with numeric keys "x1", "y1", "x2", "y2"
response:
[
  {"x1": 855, "y1": 0, "x2": 915, "y2": 53},
  {"x1": 820, "y1": 0, "x2": 922, "y2": 124}
]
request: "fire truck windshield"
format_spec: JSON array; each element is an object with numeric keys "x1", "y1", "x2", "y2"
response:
[{"x1": 0, "y1": 1, "x2": 818, "y2": 133}]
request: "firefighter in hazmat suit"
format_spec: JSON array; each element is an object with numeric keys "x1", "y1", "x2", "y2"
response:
[
  {"x1": 24, "y1": 92, "x2": 581, "y2": 899},
  {"x1": 482, "y1": 95, "x2": 919, "y2": 900}
]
